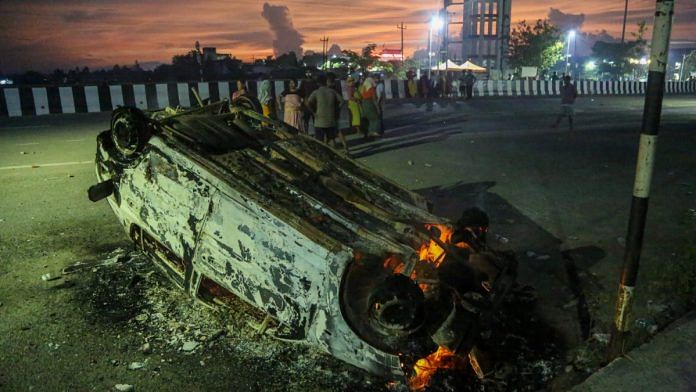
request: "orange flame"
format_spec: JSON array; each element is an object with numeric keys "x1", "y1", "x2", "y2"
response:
[{"x1": 408, "y1": 224, "x2": 470, "y2": 389}]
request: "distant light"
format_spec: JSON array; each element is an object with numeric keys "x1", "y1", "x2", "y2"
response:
[
  {"x1": 639, "y1": 57, "x2": 648, "y2": 65},
  {"x1": 568, "y1": 30, "x2": 576, "y2": 38},
  {"x1": 585, "y1": 61, "x2": 596, "y2": 71},
  {"x1": 431, "y1": 16, "x2": 444, "y2": 30}
]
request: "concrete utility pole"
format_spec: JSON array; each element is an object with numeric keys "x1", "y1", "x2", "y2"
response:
[
  {"x1": 607, "y1": 0, "x2": 675, "y2": 361},
  {"x1": 397, "y1": 22, "x2": 407, "y2": 66},
  {"x1": 621, "y1": 0, "x2": 630, "y2": 43}
]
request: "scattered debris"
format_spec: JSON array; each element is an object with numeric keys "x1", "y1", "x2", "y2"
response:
[
  {"x1": 616, "y1": 237, "x2": 626, "y2": 247},
  {"x1": 114, "y1": 384, "x2": 134, "y2": 391},
  {"x1": 139, "y1": 342, "x2": 151, "y2": 354},
  {"x1": 20, "y1": 151, "x2": 27, "y2": 155},
  {"x1": 494, "y1": 234, "x2": 510, "y2": 244},
  {"x1": 526, "y1": 251, "x2": 536, "y2": 258},
  {"x1": 591, "y1": 333, "x2": 610, "y2": 345},
  {"x1": 424, "y1": 163, "x2": 433, "y2": 167},
  {"x1": 41, "y1": 273, "x2": 61, "y2": 282},
  {"x1": 181, "y1": 341, "x2": 198, "y2": 352},
  {"x1": 536, "y1": 254, "x2": 551, "y2": 261},
  {"x1": 127, "y1": 361, "x2": 146, "y2": 371},
  {"x1": 407, "y1": 160, "x2": 414, "y2": 166}
]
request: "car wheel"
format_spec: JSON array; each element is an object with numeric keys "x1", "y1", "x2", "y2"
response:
[{"x1": 110, "y1": 107, "x2": 152, "y2": 162}]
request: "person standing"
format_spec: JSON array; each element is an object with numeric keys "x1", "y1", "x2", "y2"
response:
[
  {"x1": 553, "y1": 75, "x2": 578, "y2": 130},
  {"x1": 257, "y1": 79, "x2": 276, "y2": 119},
  {"x1": 232, "y1": 80, "x2": 247, "y2": 100},
  {"x1": 306, "y1": 74, "x2": 344, "y2": 149},
  {"x1": 345, "y1": 76, "x2": 362, "y2": 137},
  {"x1": 299, "y1": 71, "x2": 319, "y2": 133},
  {"x1": 279, "y1": 79, "x2": 306, "y2": 133},
  {"x1": 375, "y1": 74, "x2": 386, "y2": 135},
  {"x1": 359, "y1": 76, "x2": 381, "y2": 138},
  {"x1": 462, "y1": 70, "x2": 476, "y2": 100}
]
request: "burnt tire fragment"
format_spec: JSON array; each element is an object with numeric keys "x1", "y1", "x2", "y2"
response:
[{"x1": 110, "y1": 107, "x2": 152, "y2": 162}]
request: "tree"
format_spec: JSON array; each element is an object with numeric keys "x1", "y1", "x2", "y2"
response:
[
  {"x1": 508, "y1": 19, "x2": 564, "y2": 72},
  {"x1": 591, "y1": 22, "x2": 648, "y2": 80}
]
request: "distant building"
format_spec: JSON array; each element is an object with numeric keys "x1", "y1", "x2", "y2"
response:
[
  {"x1": 443, "y1": 0, "x2": 512, "y2": 75},
  {"x1": 202, "y1": 47, "x2": 232, "y2": 62}
]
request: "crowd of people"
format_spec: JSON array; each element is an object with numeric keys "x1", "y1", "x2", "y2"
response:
[{"x1": 233, "y1": 71, "x2": 386, "y2": 154}]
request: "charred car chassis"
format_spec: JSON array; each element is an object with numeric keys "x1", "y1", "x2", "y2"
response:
[{"x1": 89, "y1": 97, "x2": 517, "y2": 385}]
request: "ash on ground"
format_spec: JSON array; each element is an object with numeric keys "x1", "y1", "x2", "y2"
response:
[
  {"x1": 71, "y1": 248, "x2": 565, "y2": 392},
  {"x1": 72, "y1": 248, "x2": 385, "y2": 392}
]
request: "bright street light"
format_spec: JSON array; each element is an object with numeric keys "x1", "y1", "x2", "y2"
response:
[
  {"x1": 431, "y1": 16, "x2": 444, "y2": 30},
  {"x1": 428, "y1": 15, "x2": 444, "y2": 78}
]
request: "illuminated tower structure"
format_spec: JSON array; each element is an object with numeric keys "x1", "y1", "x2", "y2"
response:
[{"x1": 442, "y1": 0, "x2": 511, "y2": 76}]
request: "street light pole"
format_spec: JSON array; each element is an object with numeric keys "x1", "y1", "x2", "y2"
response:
[
  {"x1": 428, "y1": 27, "x2": 433, "y2": 79},
  {"x1": 607, "y1": 0, "x2": 675, "y2": 361},
  {"x1": 565, "y1": 31, "x2": 575, "y2": 75}
]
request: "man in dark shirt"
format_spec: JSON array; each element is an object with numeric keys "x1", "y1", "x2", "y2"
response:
[
  {"x1": 306, "y1": 74, "x2": 344, "y2": 148},
  {"x1": 553, "y1": 75, "x2": 578, "y2": 130},
  {"x1": 299, "y1": 70, "x2": 319, "y2": 132}
]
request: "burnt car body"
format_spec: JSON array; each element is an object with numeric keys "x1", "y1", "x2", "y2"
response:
[{"x1": 89, "y1": 98, "x2": 516, "y2": 382}]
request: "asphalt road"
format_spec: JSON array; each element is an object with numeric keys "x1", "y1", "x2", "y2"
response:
[{"x1": 0, "y1": 95, "x2": 694, "y2": 391}]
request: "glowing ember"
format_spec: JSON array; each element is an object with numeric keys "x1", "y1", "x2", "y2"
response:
[
  {"x1": 409, "y1": 346, "x2": 470, "y2": 390},
  {"x1": 418, "y1": 224, "x2": 469, "y2": 267}
]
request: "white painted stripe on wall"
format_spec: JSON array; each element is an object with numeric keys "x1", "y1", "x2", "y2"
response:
[
  {"x1": 274, "y1": 80, "x2": 285, "y2": 99},
  {"x1": 156, "y1": 84, "x2": 168, "y2": 108},
  {"x1": 506, "y1": 81, "x2": 513, "y2": 96},
  {"x1": 339, "y1": 80, "x2": 349, "y2": 100},
  {"x1": 515, "y1": 80, "x2": 522, "y2": 96},
  {"x1": 4, "y1": 88, "x2": 21, "y2": 117},
  {"x1": 218, "y1": 81, "x2": 230, "y2": 100},
  {"x1": 59, "y1": 87, "x2": 75, "y2": 113},
  {"x1": 531, "y1": 81, "x2": 537, "y2": 95},
  {"x1": 197, "y1": 82, "x2": 209, "y2": 100},
  {"x1": 85, "y1": 86, "x2": 100, "y2": 113},
  {"x1": 177, "y1": 83, "x2": 190, "y2": 107},
  {"x1": 109, "y1": 85, "x2": 124, "y2": 109},
  {"x1": 476, "y1": 81, "x2": 484, "y2": 96},
  {"x1": 32, "y1": 88, "x2": 49, "y2": 115},
  {"x1": 396, "y1": 80, "x2": 405, "y2": 99},
  {"x1": 385, "y1": 81, "x2": 393, "y2": 99},
  {"x1": 133, "y1": 84, "x2": 147, "y2": 109}
]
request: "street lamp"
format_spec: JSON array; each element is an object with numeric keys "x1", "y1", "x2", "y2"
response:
[
  {"x1": 428, "y1": 16, "x2": 444, "y2": 78},
  {"x1": 565, "y1": 30, "x2": 576, "y2": 75}
]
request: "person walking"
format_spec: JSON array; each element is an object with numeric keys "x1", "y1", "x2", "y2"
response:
[
  {"x1": 305, "y1": 74, "x2": 344, "y2": 150},
  {"x1": 553, "y1": 75, "x2": 578, "y2": 130},
  {"x1": 359, "y1": 76, "x2": 381, "y2": 138},
  {"x1": 462, "y1": 70, "x2": 476, "y2": 100},
  {"x1": 279, "y1": 79, "x2": 306, "y2": 133}
]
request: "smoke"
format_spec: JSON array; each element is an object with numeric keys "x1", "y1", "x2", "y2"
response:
[
  {"x1": 261, "y1": 2, "x2": 304, "y2": 57},
  {"x1": 548, "y1": 8, "x2": 585, "y2": 33}
]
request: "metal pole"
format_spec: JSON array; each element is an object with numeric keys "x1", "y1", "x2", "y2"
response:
[
  {"x1": 621, "y1": 0, "x2": 630, "y2": 43},
  {"x1": 565, "y1": 34, "x2": 572, "y2": 75},
  {"x1": 428, "y1": 27, "x2": 433, "y2": 79},
  {"x1": 607, "y1": 0, "x2": 675, "y2": 361}
]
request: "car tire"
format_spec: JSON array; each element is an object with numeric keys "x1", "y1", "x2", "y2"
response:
[{"x1": 110, "y1": 107, "x2": 152, "y2": 162}]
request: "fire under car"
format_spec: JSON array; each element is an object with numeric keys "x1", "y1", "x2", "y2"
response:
[{"x1": 88, "y1": 96, "x2": 517, "y2": 387}]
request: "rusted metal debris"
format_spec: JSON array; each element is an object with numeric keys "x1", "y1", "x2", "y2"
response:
[{"x1": 89, "y1": 96, "x2": 517, "y2": 386}]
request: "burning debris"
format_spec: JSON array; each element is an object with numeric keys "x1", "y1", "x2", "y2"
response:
[{"x1": 87, "y1": 97, "x2": 562, "y2": 390}]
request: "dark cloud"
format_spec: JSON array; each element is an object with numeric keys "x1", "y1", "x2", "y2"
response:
[
  {"x1": 261, "y1": 2, "x2": 304, "y2": 57},
  {"x1": 61, "y1": 9, "x2": 118, "y2": 23},
  {"x1": 548, "y1": 8, "x2": 585, "y2": 32}
]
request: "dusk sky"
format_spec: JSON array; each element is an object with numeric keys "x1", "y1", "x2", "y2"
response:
[{"x1": 1, "y1": 0, "x2": 694, "y2": 73}]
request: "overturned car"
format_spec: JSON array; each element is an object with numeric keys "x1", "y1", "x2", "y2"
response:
[{"x1": 89, "y1": 97, "x2": 516, "y2": 387}]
